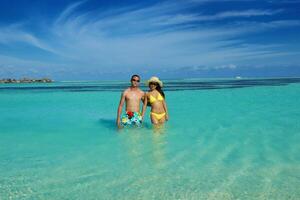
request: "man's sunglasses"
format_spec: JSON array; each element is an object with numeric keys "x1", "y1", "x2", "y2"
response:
[{"x1": 131, "y1": 79, "x2": 140, "y2": 82}]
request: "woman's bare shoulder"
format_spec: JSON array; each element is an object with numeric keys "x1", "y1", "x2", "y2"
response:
[{"x1": 146, "y1": 90, "x2": 154, "y2": 96}]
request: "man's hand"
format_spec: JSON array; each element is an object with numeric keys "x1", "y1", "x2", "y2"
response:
[
  {"x1": 116, "y1": 92, "x2": 125, "y2": 129},
  {"x1": 116, "y1": 119, "x2": 122, "y2": 129}
]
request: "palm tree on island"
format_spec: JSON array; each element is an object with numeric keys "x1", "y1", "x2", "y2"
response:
[{"x1": 0, "y1": 77, "x2": 53, "y2": 84}]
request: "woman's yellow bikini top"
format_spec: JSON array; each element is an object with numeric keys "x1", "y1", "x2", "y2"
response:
[{"x1": 149, "y1": 93, "x2": 164, "y2": 104}]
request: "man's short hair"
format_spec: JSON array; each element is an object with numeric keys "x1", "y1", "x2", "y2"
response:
[{"x1": 131, "y1": 74, "x2": 140, "y2": 80}]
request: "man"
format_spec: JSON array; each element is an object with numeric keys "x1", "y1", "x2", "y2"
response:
[{"x1": 116, "y1": 75, "x2": 146, "y2": 128}]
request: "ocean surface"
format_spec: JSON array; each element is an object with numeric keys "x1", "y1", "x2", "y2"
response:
[{"x1": 0, "y1": 78, "x2": 300, "y2": 200}]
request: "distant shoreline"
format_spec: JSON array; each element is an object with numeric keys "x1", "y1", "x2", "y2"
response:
[{"x1": 0, "y1": 78, "x2": 53, "y2": 84}]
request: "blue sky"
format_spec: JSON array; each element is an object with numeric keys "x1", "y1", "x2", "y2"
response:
[{"x1": 0, "y1": 0, "x2": 300, "y2": 80}]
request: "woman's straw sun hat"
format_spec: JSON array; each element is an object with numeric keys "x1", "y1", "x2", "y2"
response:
[{"x1": 146, "y1": 76, "x2": 163, "y2": 87}]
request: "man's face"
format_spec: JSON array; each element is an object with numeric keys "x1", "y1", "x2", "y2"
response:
[{"x1": 131, "y1": 76, "x2": 140, "y2": 87}]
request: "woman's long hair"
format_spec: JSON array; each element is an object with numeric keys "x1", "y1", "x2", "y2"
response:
[{"x1": 156, "y1": 84, "x2": 165, "y2": 99}]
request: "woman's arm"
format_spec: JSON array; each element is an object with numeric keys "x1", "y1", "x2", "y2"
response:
[
  {"x1": 141, "y1": 92, "x2": 148, "y2": 120},
  {"x1": 163, "y1": 99, "x2": 169, "y2": 121}
]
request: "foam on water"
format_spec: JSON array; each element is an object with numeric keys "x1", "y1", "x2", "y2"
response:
[{"x1": 0, "y1": 78, "x2": 300, "y2": 199}]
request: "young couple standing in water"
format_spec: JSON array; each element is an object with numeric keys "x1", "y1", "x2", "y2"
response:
[{"x1": 116, "y1": 75, "x2": 169, "y2": 128}]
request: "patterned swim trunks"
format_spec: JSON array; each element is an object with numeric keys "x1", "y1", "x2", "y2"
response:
[{"x1": 121, "y1": 111, "x2": 142, "y2": 126}]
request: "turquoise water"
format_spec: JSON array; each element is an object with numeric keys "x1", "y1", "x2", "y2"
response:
[{"x1": 1, "y1": 78, "x2": 300, "y2": 199}]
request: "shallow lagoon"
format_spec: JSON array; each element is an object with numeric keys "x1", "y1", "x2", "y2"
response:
[{"x1": 1, "y1": 78, "x2": 300, "y2": 199}]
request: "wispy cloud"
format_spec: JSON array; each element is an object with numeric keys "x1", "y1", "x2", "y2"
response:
[
  {"x1": 156, "y1": 9, "x2": 283, "y2": 25},
  {"x1": 0, "y1": 0, "x2": 299, "y2": 79},
  {"x1": 54, "y1": 1, "x2": 86, "y2": 25},
  {"x1": 0, "y1": 24, "x2": 58, "y2": 54},
  {"x1": 46, "y1": 1, "x2": 298, "y2": 68}
]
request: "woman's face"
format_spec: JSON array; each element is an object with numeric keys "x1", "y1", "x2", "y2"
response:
[{"x1": 149, "y1": 82, "x2": 157, "y2": 90}]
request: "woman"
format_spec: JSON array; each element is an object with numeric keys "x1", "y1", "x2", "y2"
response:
[{"x1": 143, "y1": 77, "x2": 169, "y2": 125}]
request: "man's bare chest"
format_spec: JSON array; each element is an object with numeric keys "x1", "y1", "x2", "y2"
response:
[{"x1": 126, "y1": 92, "x2": 142, "y2": 101}]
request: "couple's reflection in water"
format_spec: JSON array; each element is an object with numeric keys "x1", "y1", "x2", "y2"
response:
[
  {"x1": 151, "y1": 125, "x2": 167, "y2": 169},
  {"x1": 117, "y1": 124, "x2": 167, "y2": 171}
]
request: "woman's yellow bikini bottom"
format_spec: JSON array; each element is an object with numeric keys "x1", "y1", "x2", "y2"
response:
[{"x1": 150, "y1": 112, "x2": 166, "y2": 120}]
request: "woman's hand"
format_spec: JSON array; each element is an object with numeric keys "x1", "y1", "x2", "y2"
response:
[
  {"x1": 141, "y1": 114, "x2": 144, "y2": 122},
  {"x1": 165, "y1": 114, "x2": 169, "y2": 121}
]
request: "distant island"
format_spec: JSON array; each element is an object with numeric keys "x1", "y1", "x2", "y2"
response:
[{"x1": 0, "y1": 78, "x2": 53, "y2": 84}]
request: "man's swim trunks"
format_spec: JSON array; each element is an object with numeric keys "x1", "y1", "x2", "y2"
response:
[{"x1": 121, "y1": 111, "x2": 142, "y2": 126}]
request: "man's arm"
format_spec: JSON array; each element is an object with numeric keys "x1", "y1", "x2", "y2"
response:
[{"x1": 116, "y1": 92, "x2": 126, "y2": 127}]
